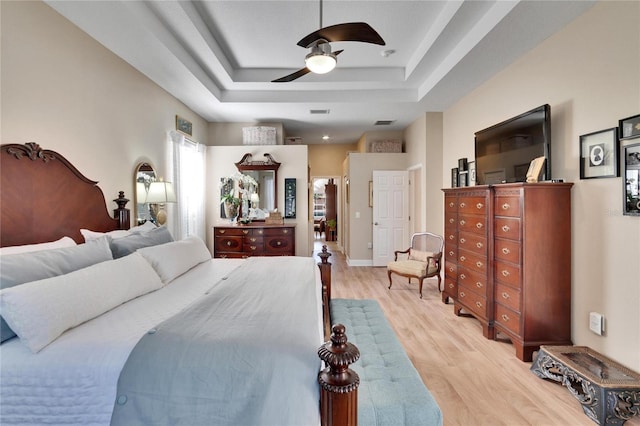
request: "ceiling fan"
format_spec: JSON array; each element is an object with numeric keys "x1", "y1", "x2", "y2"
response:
[{"x1": 272, "y1": 0, "x2": 385, "y2": 83}]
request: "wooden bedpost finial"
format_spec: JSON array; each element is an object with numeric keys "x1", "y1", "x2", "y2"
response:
[
  {"x1": 318, "y1": 324, "x2": 360, "y2": 426},
  {"x1": 318, "y1": 244, "x2": 332, "y2": 264},
  {"x1": 113, "y1": 191, "x2": 131, "y2": 230}
]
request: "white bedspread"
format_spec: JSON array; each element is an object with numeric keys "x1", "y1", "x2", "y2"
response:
[{"x1": 0, "y1": 259, "x2": 244, "y2": 425}]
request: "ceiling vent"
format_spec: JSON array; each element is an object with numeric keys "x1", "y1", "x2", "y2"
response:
[
  {"x1": 310, "y1": 109, "x2": 330, "y2": 115},
  {"x1": 374, "y1": 120, "x2": 395, "y2": 126}
]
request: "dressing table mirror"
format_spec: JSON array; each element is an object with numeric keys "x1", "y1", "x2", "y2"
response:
[
  {"x1": 134, "y1": 162, "x2": 157, "y2": 224},
  {"x1": 235, "y1": 153, "x2": 280, "y2": 220}
]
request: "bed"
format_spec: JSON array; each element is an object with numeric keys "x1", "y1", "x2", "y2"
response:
[{"x1": 0, "y1": 143, "x2": 357, "y2": 426}]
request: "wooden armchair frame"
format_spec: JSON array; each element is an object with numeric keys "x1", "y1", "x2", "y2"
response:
[{"x1": 387, "y1": 232, "x2": 444, "y2": 298}]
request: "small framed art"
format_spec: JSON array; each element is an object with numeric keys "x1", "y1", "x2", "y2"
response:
[
  {"x1": 579, "y1": 127, "x2": 619, "y2": 179},
  {"x1": 468, "y1": 161, "x2": 476, "y2": 185},
  {"x1": 619, "y1": 114, "x2": 640, "y2": 140},
  {"x1": 622, "y1": 138, "x2": 640, "y2": 216},
  {"x1": 176, "y1": 115, "x2": 193, "y2": 136}
]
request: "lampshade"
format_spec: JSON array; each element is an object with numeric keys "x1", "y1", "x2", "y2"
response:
[
  {"x1": 305, "y1": 43, "x2": 336, "y2": 74},
  {"x1": 144, "y1": 181, "x2": 176, "y2": 204}
]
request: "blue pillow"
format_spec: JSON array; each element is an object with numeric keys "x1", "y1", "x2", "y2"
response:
[
  {"x1": 0, "y1": 236, "x2": 113, "y2": 342},
  {"x1": 109, "y1": 226, "x2": 174, "y2": 259}
]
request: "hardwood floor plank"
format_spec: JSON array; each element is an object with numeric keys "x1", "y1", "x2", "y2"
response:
[{"x1": 314, "y1": 241, "x2": 640, "y2": 426}]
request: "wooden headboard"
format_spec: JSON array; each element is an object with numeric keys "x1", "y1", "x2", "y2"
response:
[{"x1": 1, "y1": 142, "x2": 130, "y2": 247}]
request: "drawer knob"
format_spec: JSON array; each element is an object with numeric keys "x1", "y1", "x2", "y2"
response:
[
  {"x1": 476, "y1": 222, "x2": 483, "y2": 229},
  {"x1": 502, "y1": 247, "x2": 511, "y2": 255},
  {"x1": 476, "y1": 242, "x2": 483, "y2": 249},
  {"x1": 226, "y1": 241, "x2": 232, "y2": 246},
  {"x1": 459, "y1": 238, "x2": 466, "y2": 244},
  {"x1": 459, "y1": 291, "x2": 466, "y2": 298},
  {"x1": 476, "y1": 203, "x2": 483, "y2": 210},
  {"x1": 449, "y1": 218, "x2": 454, "y2": 224},
  {"x1": 449, "y1": 235, "x2": 455, "y2": 240},
  {"x1": 501, "y1": 314, "x2": 510, "y2": 322},
  {"x1": 243, "y1": 230, "x2": 249, "y2": 234},
  {"x1": 250, "y1": 238, "x2": 257, "y2": 242},
  {"x1": 277, "y1": 241, "x2": 282, "y2": 246},
  {"x1": 460, "y1": 274, "x2": 466, "y2": 280},
  {"x1": 476, "y1": 282, "x2": 483, "y2": 288},
  {"x1": 258, "y1": 230, "x2": 263, "y2": 234},
  {"x1": 460, "y1": 255, "x2": 466, "y2": 262},
  {"x1": 459, "y1": 219, "x2": 466, "y2": 226},
  {"x1": 250, "y1": 246, "x2": 257, "y2": 250},
  {"x1": 449, "y1": 202, "x2": 455, "y2": 208},
  {"x1": 283, "y1": 229, "x2": 289, "y2": 234},
  {"x1": 502, "y1": 225, "x2": 510, "y2": 233},
  {"x1": 460, "y1": 202, "x2": 466, "y2": 208},
  {"x1": 502, "y1": 292, "x2": 510, "y2": 299},
  {"x1": 448, "y1": 267, "x2": 454, "y2": 273},
  {"x1": 502, "y1": 203, "x2": 510, "y2": 210},
  {"x1": 501, "y1": 270, "x2": 510, "y2": 277},
  {"x1": 220, "y1": 254, "x2": 227, "y2": 258},
  {"x1": 476, "y1": 261, "x2": 483, "y2": 268},
  {"x1": 448, "y1": 283, "x2": 454, "y2": 289},
  {"x1": 219, "y1": 230, "x2": 226, "y2": 234},
  {"x1": 476, "y1": 301, "x2": 483, "y2": 308},
  {"x1": 448, "y1": 250, "x2": 454, "y2": 256}
]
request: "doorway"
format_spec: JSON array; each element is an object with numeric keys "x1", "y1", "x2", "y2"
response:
[
  {"x1": 371, "y1": 170, "x2": 409, "y2": 266},
  {"x1": 312, "y1": 176, "x2": 341, "y2": 244}
]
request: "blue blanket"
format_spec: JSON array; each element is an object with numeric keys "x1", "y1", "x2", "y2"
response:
[{"x1": 110, "y1": 256, "x2": 322, "y2": 426}]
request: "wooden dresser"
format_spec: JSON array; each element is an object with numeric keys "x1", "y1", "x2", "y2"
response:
[
  {"x1": 443, "y1": 183, "x2": 573, "y2": 361},
  {"x1": 213, "y1": 224, "x2": 295, "y2": 258}
]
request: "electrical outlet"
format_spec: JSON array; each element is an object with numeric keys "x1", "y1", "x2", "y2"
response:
[
  {"x1": 367, "y1": 242, "x2": 372, "y2": 249},
  {"x1": 589, "y1": 312, "x2": 604, "y2": 335}
]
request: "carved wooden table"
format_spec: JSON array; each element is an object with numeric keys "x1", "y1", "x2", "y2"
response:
[{"x1": 531, "y1": 346, "x2": 640, "y2": 425}]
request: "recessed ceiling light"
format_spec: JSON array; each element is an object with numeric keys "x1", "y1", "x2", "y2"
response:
[{"x1": 322, "y1": 135, "x2": 330, "y2": 140}]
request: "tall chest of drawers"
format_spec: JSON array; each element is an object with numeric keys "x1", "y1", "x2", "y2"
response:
[
  {"x1": 443, "y1": 183, "x2": 573, "y2": 361},
  {"x1": 213, "y1": 225, "x2": 295, "y2": 258},
  {"x1": 443, "y1": 187, "x2": 494, "y2": 339}
]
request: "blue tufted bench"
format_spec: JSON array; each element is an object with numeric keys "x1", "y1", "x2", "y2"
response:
[{"x1": 330, "y1": 299, "x2": 443, "y2": 426}]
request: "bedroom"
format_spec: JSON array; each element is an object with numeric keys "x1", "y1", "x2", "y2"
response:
[{"x1": 1, "y1": 0, "x2": 639, "y2": 424}]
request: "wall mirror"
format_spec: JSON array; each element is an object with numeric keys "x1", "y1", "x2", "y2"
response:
[
  {"x1": 134, "y1": 162, "x2": 157, "y2": 224},
  {"x1": 235, "y1": 153, "x2": 280, "y2": 219}
]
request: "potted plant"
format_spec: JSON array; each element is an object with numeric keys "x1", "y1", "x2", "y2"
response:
[
  {"x1": 326, "y1": 219, "x2": 337, "y2": 230},
  {"x1": 220, "y1": 192, "x2": 240, "y2": 219}
]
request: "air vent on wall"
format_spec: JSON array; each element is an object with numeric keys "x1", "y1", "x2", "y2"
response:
[
  {"x1": 374, "y1": 120, "x2": 395, "y2": 126},
  {"x1": 310, "y1": 109, "x2": 330, "y2": 115}
]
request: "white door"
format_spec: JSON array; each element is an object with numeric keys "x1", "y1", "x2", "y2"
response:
[{"x1": 372, "y1": 170, "x2": 409, "y2": 266}]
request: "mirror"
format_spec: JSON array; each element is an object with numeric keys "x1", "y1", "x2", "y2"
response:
[
  {"x1": 235, "y1": 153, "x2": 280, "y2": 219},
  {"x1": 134, "y1": 162, "x2": 157, "y2": 224}
]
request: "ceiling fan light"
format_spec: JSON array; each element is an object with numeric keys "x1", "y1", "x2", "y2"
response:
[{"x1": 305, "y1": 52, "x2": 336, "y2": 74}]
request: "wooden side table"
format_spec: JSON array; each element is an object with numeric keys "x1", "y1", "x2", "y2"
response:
[{"x1": 531, "y1": 346, "x2": 640, "y2": 425}]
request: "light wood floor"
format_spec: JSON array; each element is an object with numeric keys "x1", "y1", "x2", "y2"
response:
[{"x1": 314, "y1": 240, "x2": 640, "y2": 426}]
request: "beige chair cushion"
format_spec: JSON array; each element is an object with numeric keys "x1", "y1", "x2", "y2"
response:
[
  {"x1": 408, "y1": 249, "x2": 433, "y2": 262},
  {"x1": 387, "y1": 259, "x2": 438, "y2": 277}
]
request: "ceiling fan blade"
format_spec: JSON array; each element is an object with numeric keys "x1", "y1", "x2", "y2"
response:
[
  {"x1": 272, "y1": 67, "x2": 311, "y2": 83},
  {"x1": 297, "y1": 22, "x2": 385, "y2": 48}
]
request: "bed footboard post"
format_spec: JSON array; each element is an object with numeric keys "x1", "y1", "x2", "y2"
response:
[
  {"x1": 113, "y1": 191, "x2": 131, "y2": 230},
  {"x1": 318, "y1": 324, "x2": 360, "y2": 426},
  {"x1": 317, "y1": 245, "x2": 332, "y2": 300}
]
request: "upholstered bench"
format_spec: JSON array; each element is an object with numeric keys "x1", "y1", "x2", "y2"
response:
[{"x1": 330, "y1": 298, "x2": 443, "y2": 426}]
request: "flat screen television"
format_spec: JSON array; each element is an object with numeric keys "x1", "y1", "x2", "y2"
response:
[{"x1": 474, "y1": 104, "x2": 551, "y2": 185}]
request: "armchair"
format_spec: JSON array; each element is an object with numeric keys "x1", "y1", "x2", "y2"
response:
[{"x1": 387, "y1": 232, "x2": 444, "y2": 298}]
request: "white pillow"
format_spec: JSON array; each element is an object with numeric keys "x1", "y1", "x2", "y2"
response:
[
  {"x1": 138, "y1": 236, "x2": 211, "y2": 284},
  {"x1": 0, "y1": 252, "x2": 163, "y2": 353},
  {"x1": 0, "y1": 236, "x2": 76, "y2": 255},
  {"x1": 130, "y1": 221, "x2": 157, "y2": 233},
  {"x1": 81, "y1": 228, "x2": 130, "y2": 241}
]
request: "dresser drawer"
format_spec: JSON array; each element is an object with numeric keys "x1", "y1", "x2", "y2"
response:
[
  {"x1": 495, "y1": 304, "x2": 521, "y2": 335},
  {"x1": 444, "y1": 261, "x2": 457, "y2": 279},
  {"x1": 494, "y1": 238, "x2": 521, "y2": 264},
  {"x1": 214, "y1": 227, "x2": 246, "y2": 237},
  {"x1": 444, "y1": 277, "x2": 457, "y2": 294},
  {"x1": 458, "y1": 268, "x2": 487, "y2": 296},
  {"x1": 265, "y1": 235, "x2": 294, "y2": 255},
  {"x1": 458, "y1": 214, "x2": 487, "y2": 236},
  {"x1": 495, "y1": 282, "x2": 521, "y2": 312},
  {"x1": 214, "y1": 236, "x2": 243, "y2": 253},
  {"x1": 494, "y1": 217, "x2": 521, "y2": 241},
  {"x1": 458, "y1": 197, "x2": 488, "y2": 215},
  {"x1": 458, "y1": 232, "x2": 487, "y2": 256},
  {"x1": 445, "y1": 196, "x2": 458, "y2": 213},
  {"x1": 494, "y1": 196, "x2": 521, "y2": 217},
  {"x1": 264, "y1": 227, "x2": 294, "y2": 236},
  {"x1": 243, "y1": 239, "x2": 264, "y2": 254},
  {"x1": 494, "y1": 260, "x2": 521, "y2": 288},
  {"x1": 458, "y1": 250, "x2": 488, "y2": 275},
  {"x1": 457, "y1": 288, "x2": 488, "y2": 318}
]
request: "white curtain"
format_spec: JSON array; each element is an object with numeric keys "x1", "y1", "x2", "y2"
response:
[{"x1": 168, "y1": 130, "x2": 206, "y2": 241}]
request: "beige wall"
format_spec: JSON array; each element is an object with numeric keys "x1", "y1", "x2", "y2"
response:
[
  {"x1": 440, "y1": 1, "x2": 640, "y2": 370},
  {"x1": 0, "y1": 1, "x2": 208, "y2": 232},
  {"x1": 206, "y1": 145, "x2": 310, "y2": 256},
  {"x1": 308, "y1": 143, "x2": 357, "y2": 177}
]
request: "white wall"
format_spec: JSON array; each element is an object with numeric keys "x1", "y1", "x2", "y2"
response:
[
  {"x1": 440, "y1": 1, "x2": 640, "y2": 370},
  {"x1": 206, "y1": 145, "x2": 310, "y2": 256},
  {"x1": 1, "y1": 1, "x2": 208, "y2": 230}
]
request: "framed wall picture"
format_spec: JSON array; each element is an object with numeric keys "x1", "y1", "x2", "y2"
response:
[
  {"x1": 176, "y1": 115, "x2": 193, "y2": 136},
  {"x1": 579, "y1": 127, "x2": 619, "y2": 179},
  {"x1": 619, "y1": 114, "x2": 640, "y2": 140},
  {"x1": 622, "y1": 138, "x2": 640, "y2": 216}
]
